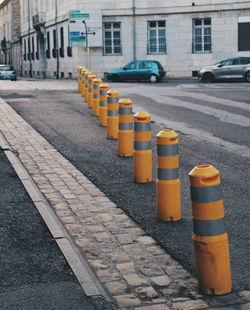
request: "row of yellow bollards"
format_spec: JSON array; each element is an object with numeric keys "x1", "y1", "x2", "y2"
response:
[{"x1": 77, "y1": 66, "x2": 232, "y2": 296}]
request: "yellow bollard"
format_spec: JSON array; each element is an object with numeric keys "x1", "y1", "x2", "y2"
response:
[
  {"x1": 81, "y1": 68, "x2": 88, "y2": 99},
  {"x1": 156, "y1": 129, "x2": 181, "y2": 221},
  {"x1": 99, "y1": 83, "x2": 110, "y2": 127},
  {"x1": 133, "y1": 112, "x2": 152, "y2": 183},
  {"x1": 80, "y1": 67, "x2": 87, "y2": 98},
  {"x1": 80, "y1": 67, "x2": 86, "y2": 97},
  {"x1": 88, "y1": 74, "x2": 96, "y2": 109},
  {"x1": 84, "y1": 71, "x2": 92, "y2": 103},
  {"x1": 77, "y1": 66, "x2": 81, "y2": 91},
  {"x1": 93, "y1": 78, "x2": 102, "y2": 116},
  {"x1": 189, "y1": 165, "x2": 232, "y2": 295},
  {"x1": 118, "y1": 98, "x2": 133, "y2": 157},
  {"x1": 107, "y1": 90, "x2": 119, "y2": 139}
]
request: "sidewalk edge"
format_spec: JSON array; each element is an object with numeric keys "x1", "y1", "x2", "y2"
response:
[{"x1": 0, "y1": 132, "x2": 111, "y2": 301}]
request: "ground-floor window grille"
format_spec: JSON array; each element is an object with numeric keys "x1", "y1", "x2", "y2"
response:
[
  {"x1": 192, "y1": 18, "x2": 211, "y2": 53},
  {"x1": 103, "y1": 22, "x2": 122, "y2": 55},
  {"x1": 147, "y1": 21, "x2": 166, "y2": 54}
]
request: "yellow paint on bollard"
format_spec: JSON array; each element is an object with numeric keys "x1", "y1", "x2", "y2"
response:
[
  {"x1": 84, "y1": 71, "x2": 92, "y2": 103},
  {"x1": 156, "y1": 129, "x2": 181, "y2": 221},
  {"x1": 133, "y1": 112, "x2": 152, "y2": 183},
  {"x1": 99, "y1": 83, "x2": 110, "y2": 127},
  {"x1": 93, "y1": 78, "x2": 102, "y2": 116},
  {"x1": 107, "y1": 90, "x2": 119, "y2": 139},
  {"x1": 189, "y1": 165, "x2": 232, "y2": 295},
  {"x1": 118, "y1": 98, "x2": 133, "y2": 157},
  {"x1": 88, "y1": 74, "x2": 96, "y2": 109}
]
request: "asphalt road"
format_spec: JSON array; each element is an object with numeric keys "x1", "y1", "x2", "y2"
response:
[
  {"x1": 0, "y1": 149, "x2": 116, "y2": 310},
  {"x1": 1, "y1": 79, "x2": 249, "y2": 293}
]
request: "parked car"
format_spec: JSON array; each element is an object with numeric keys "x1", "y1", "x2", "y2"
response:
[
  {"x1": 106, "y1": 60, "x2": 166, "y2": 83},
  {"x1": 0, "y1": 64, "x2": 17, "y2": 81},
  {"x1": 198, "y1": 57, "x2": 250, "y2": 83}
]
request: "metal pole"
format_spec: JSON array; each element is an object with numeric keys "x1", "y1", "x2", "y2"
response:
[
  {"x1": 132, "y1": 0, "x2": 136, "y2": 61},
  {"x1": 28, "y1": 0, "x2": 32, "y2": 77},
  {"x1": 55, "y1": 0, "x2": 59, "y2": 79},
  {"x1": 83, "y1": 21, "x2": 90, "y2": 69}
]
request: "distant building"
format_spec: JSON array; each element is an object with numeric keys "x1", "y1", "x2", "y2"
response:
[
  {"x1": 8, "y1": 1, "x2": 250, "y2": 78},
  {"x1": 0, "y1": 0, "x2": 21, "y2": 74}
]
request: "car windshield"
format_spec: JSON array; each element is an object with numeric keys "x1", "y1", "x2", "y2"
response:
[{"x1": 0, "y1": 66, "x2": 14, "y2": 71}]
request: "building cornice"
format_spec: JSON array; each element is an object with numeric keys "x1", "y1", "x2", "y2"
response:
[{"x1": 103, "y1": 3, "x2": 250, "y2": 17}]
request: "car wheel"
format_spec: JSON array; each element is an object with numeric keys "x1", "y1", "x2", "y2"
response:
[
  {"x1": 111, "y1": 74, "x2": 121, "y2": 82},
  {"x1": 149, "y1": 74, "x2": 158, "y2": 83},
  {"x1": 202, "y1": 72, "x2": 214, "y2": 83},
  {"x1": 244, "y1": 71, "x2": 250, "y2": 82}
]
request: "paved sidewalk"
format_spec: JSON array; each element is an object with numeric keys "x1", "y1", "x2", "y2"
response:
[{"x1": 0, "y1": 96, "x2": 249, "y2": 310}]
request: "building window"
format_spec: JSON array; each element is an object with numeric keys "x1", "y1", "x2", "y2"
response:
[
  {"x1": 36, "y1": 34, "x2": 39, "y2": 59},
  {"x1": 23, "y1": 39, "x2": 27, "y2": 61},
  {"x1": 46, "y1": 31, "x2": 51, "y2": 58},
  {"x1": 52, "y1": 29, "x2": 57, "y2": 58},
  {"x1": 238, "y1": 23, "x2": 250, "y2": 51},
  {"x1": 60, "y1": 27, "x2": 64, "y2": 57},
  {"x1": 103, "y1": 22, "x2": 122, "y2": 55},
  {"x1": 192, "y1": 18, "x2": 211, "y2": 53},
  {"x1": 147, "y1": 21, "x2": 166, "y2": 54},
  {"x1": 31, "y1": 36, "x2": 35, "y2": 59},
  {"x1": 28, "y1": 37, "x2": 31, "y2": 60}
]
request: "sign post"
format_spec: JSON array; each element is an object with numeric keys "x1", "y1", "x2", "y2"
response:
[{"x1": 68, "y1": 10, "x2": 98, "y2": 69}]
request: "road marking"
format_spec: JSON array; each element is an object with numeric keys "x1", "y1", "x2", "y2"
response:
[{"x1": 133, "y1": 104, "x2": 250, "y2": 159}]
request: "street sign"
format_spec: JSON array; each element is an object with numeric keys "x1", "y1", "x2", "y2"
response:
[
  {"x1": 68, "y1": 10, "x2": 102, "y2": 48},
  {"x1": 69, "y1": 11, "x2": 90, "y2": 20},
  {"x1": 70, "y1": 13, "x2": 90, "y2": 19}
]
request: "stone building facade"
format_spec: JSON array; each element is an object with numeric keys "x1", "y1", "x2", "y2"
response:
[
  {"x1": 10, "y1": 0, "x2": 250, "y2": 78},
  {"x1": 0, "y1": 0, "x2": 21, "y2": 74}
]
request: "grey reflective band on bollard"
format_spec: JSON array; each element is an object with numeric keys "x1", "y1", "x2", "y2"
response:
[
  {"x1": 100, "y1": 101, "x2": 106, "y2": 107},
  {"x1": 135, "y1": 122, "x2": 151, "y2": 132},
  {"x1": 100, "y1": 90, "x2": 107, "y2": 95},
  {"x1": 108, "y1": 110, "x2": 119, "y2": 116},
  {"x1": 94, "y1": 94, "x2": 99, "y2": 99},
  {"x1": 157, "y1": 144, "x2": 178, "y2": 156},
  {"x1": 193, "y1": 218, "x2": 226, "y2": 236},
  {"x1": 108, "y1": 97, "x2": 120, "y2": 104},
  {"x1": 134, "y1": 141, "x2": 152, "y2": 150},
  {"x1": 158, "y1": 168, "x2": 179, "y2": 180},
  {"x1": 119, "y1": 123, "x2": 133, "y2": 130},
  {"x1": 119, "y1": 107, "x2": 133, "y2": 115},
  {"x1": 190, "y1": 184, "x2": 222, "y2": 203}
]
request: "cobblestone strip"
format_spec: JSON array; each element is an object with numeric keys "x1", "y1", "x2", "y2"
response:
[{"x1": 0, "y1": 98, "x2": 210, "y2": 309}]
